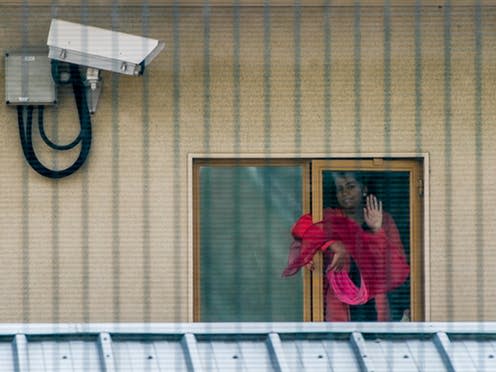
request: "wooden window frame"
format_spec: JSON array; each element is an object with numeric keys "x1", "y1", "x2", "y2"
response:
[
  {"x1": 311, "y1": 159, "x2": 424, "y2": 321},
  {"x1": 190, "y1": 155, "x2": 428, "y2": 322}
]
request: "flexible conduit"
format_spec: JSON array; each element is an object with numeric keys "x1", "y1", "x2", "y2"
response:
[{"x1": 17, "y1": 64, "x2": 92, "y2": 179}]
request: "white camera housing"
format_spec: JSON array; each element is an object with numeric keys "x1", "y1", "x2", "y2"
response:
[{"x1": 47, "y1": 19, "x2": 165, "y2": 76}]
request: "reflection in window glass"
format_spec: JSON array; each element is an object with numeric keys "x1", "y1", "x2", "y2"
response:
[{"x1": 200, "y1": 166, "x2": 303, "y2": 321}]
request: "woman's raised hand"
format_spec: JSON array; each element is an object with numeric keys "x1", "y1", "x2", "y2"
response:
[{"x1": 364, "y1": 194, "x2": 383, "y2": 232}]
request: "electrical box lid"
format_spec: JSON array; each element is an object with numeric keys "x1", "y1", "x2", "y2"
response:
[{"x1": 5, "y1": 50, "x2": 57, "y2": 106}]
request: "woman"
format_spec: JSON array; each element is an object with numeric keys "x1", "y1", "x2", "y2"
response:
[{"x1": 283, "y1": 172, "x2": 410, "y2": 321}]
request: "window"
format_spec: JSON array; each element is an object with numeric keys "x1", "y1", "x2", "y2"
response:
[
  {"x1": 193, "y1": 158, "x2": 424, "y2": 322},
  {"x1": 311, "y1": 159, "x2": 424, "y2": 321}
]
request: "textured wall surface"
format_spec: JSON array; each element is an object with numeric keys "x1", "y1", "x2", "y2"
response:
[{"x1": 0, "y1": 3, "x2": 495, "y2": 322}]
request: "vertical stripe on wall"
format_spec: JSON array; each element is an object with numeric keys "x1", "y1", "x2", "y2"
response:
[
  {"x1": 22, "y1": 163, "x2": 30, "y2": 323},
  {"x1": 203, "y1": 2, "x2": 211, "y2": 155},
  {"x1": 50, "y1": 1, "x2": 60, "y2": 324},
  {"x1": 384, "y1": 0, "x2": 392, "y2": 155},
  {"x1": 173, "y1": 2, "x2": 182, "y2": 321},
  {"x1": 80, "y1": 1, "x2": 90, "y2": 324},
  {"x1": 415, "y1": 0, "x2": 423, "y2": 153},
  {"x1": 233, "y1": 3, "x2": 241, "y2": 154},
  {"x1": 141, "y1": 2, "x2": 151, "y2": 323},
  {"x1": 323, "y1": 1, "x2": 332, "y2": 155},
  {"x1": 264, "y1": 1, "x2": 271, "y2": 155},
  {"x1": 111, "y1": 3, "x2": 121, "y2": 322},
  {"x1": 51, "y1": 108, "x2": 60, "y2": 323},
  {"x1": 474, "y1": 0, "x2": 484, "y2": 321},
  {"x1": 443, "y1": 1, "x2": 453, "y2": 321},
  {"x1": 82, "y1": 166, "x2": 90, "y2": 322},
  {"x1": 354, "y1": 2, "x2": 362, "y2": 153},
  {"x1": 294, "y1": 1, "x2": 301, "y2": 154},
  {"x1": 21, "y1": 0, "x2": 30, "y2": 323},
  {"x1": 22, "y1": 169, "x2": 30, "y2": 321}
]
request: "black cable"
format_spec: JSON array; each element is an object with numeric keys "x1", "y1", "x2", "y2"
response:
[
  {"x1": 38, "y1": 106, "x2": 81, "y2": 151},
  {"x1": 17, "y1": 64, "x2": 92, "y2": 179}
]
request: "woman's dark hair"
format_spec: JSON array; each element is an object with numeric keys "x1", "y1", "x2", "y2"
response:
[{"x1": 331, "y1": 172, "x2": 367, "y2": 189}]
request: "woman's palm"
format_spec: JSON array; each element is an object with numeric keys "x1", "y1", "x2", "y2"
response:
[{"x1": 364, "y1": 195, "x2": 383, "y2": 232}]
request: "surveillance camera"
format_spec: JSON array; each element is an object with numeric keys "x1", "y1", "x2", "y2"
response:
[
  {"x1": 47, "y1": 19, "x2": 165, "y2": 76},
  {"x1": 4, "y1": 19, "x2": 164, "y2": 179},
  {"x1": 47, "y1": 18, "x2": 165, "y2": 113}
]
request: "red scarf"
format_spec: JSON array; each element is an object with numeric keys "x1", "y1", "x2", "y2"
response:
[{"x1": 283, "y1": 209, "x2": 410, "y2": 320}]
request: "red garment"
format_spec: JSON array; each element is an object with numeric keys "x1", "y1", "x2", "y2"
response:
[{"x1": 283, "y1": 208, "x2": 410, "y2": 321}]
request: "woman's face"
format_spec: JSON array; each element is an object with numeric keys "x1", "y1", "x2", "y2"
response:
[{"x1": 334, "y1": 175, "x2": 364, "y2": 210}]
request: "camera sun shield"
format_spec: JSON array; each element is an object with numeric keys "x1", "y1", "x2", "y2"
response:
[{"x1": 47, "y1": 19, "x2": 165, "y2": 76}]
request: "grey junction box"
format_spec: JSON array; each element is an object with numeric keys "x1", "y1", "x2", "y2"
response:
[{"x1": 5, "y1": 50, "x2": 57, "y2": 106}]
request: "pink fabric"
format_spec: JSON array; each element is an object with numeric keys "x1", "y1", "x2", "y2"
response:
[
  {"x1": 282, "y1": 209, "x2": 410, "y2": 321},
  {"x1": 328, "y1": 271, "x2": 369, "y2": 305}
]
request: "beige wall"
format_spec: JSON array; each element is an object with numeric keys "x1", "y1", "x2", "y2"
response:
[{"x1": 0, "y1": 3, "x2": 495, "y2": 322}]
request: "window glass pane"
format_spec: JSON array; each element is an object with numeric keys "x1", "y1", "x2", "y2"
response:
[{"x1": 200, "y1": 166, "x2": 303, "y2": 321}]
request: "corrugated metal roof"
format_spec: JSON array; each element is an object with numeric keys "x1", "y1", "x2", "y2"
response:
[{"x1": 0, "y1": 322, "x2": 495, "y2": 371}]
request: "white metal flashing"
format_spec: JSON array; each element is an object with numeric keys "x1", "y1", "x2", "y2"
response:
[{"x1": 0, "y1": 323, "x2": 493, "y2": 371}]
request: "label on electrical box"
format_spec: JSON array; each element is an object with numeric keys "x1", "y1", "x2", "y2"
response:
[
  {"x1": 23, "y1": 56, "x2": 36, "y2": 62},
  {"x1": 18, "y1": 97, "x2": 29, "y2": 102}
]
